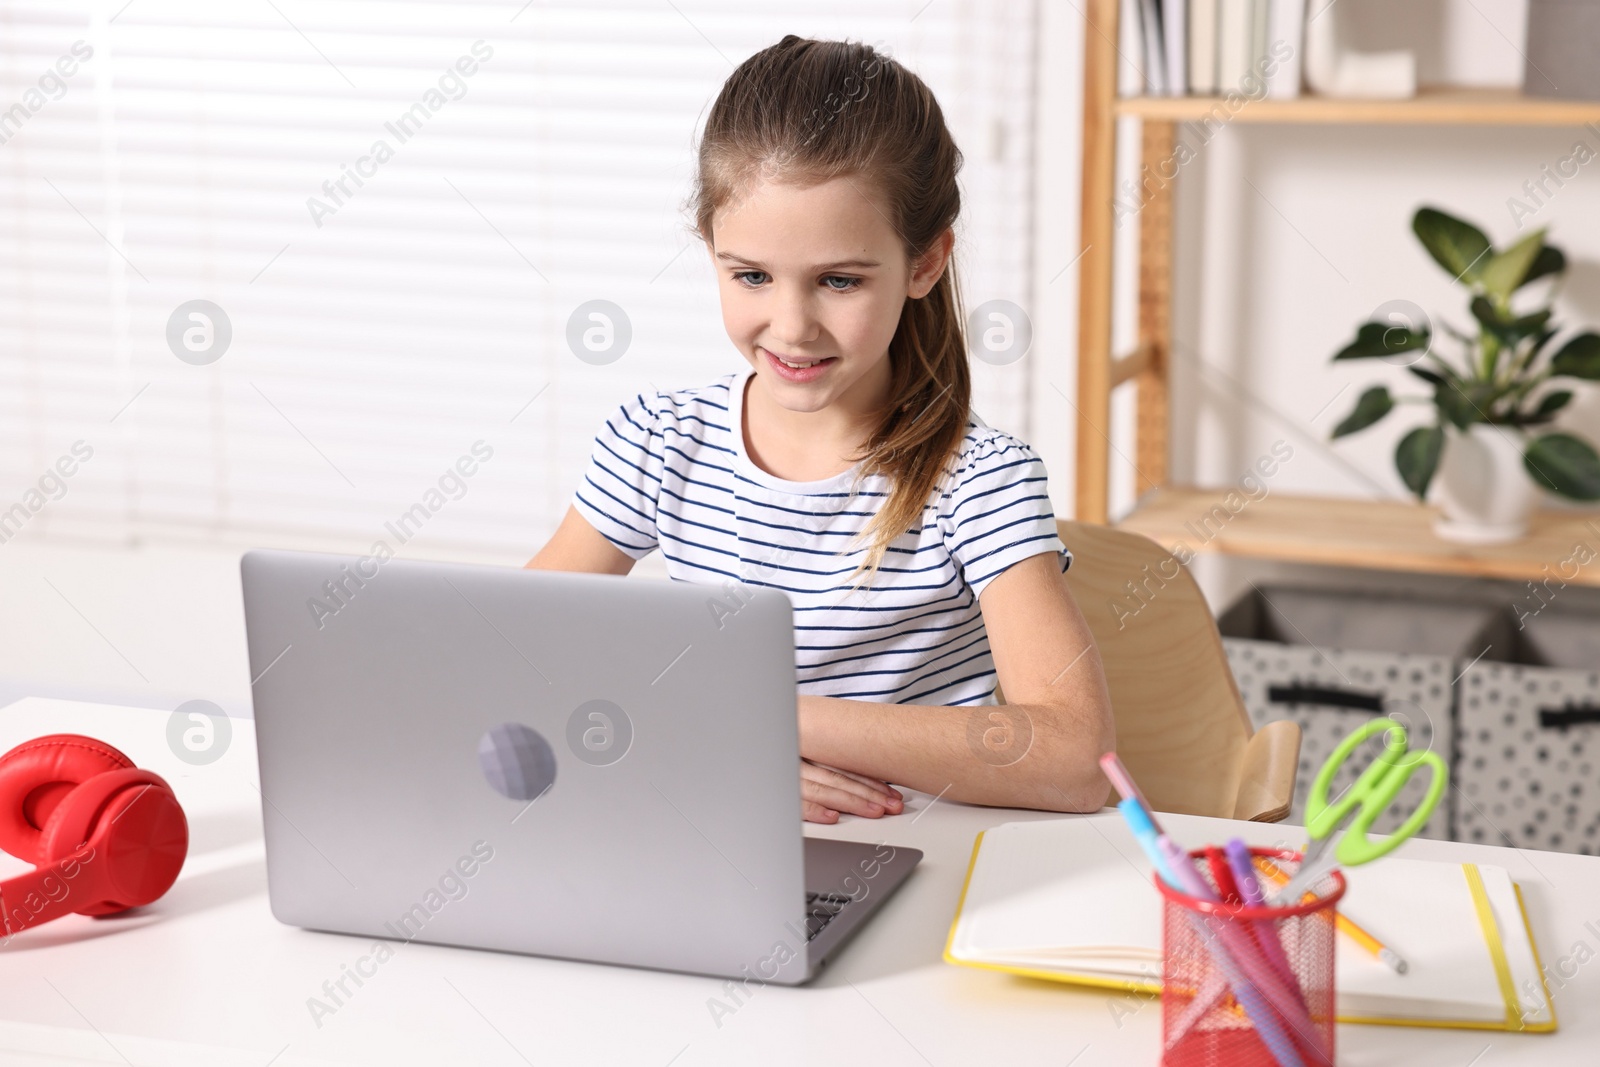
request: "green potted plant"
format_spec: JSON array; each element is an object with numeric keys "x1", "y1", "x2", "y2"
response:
[{"x1": 1329, "y1": 206, "x2": 1600, "y2": 543}]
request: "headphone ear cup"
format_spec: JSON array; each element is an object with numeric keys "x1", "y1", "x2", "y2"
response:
[
  {"x1": 0, "y1": 735, "x2": 134, "y2": 864},
  {"x1": 40, "y1": 767, "x2": 185, "y2": 921},
  {"x1": 85, "y1": 779, "x2": 187, "y2": 913}
]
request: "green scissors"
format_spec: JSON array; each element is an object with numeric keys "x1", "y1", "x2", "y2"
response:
[{"x1": 1271, "y1": 716, "x2": 1448, "y2": 903}]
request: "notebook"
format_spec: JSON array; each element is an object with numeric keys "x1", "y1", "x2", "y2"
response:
[{"x1": 944, "y1": 816, "x2": 1557, "y2": 1032}]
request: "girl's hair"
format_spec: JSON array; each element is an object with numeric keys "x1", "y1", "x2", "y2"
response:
[{"x1": 688, "y1": 34, "x2": 971, "y2": 592}]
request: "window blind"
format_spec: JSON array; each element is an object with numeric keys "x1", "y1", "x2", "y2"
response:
[{"x1": 0, "y1": 0, "x2": 1040, "y2": 561}]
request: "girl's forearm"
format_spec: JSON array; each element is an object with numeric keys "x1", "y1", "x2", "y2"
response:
[{"x1": 796, "y1": 693, "x2": 1112, "y2": 812}]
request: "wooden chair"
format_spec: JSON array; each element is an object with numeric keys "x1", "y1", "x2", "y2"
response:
[{"x1": 997, "y1": 520, "x2": 1300, "y2": 822}]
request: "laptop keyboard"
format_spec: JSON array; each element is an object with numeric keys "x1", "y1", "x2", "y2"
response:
[{"x1": 803, "y1": 891, "x2": 853, "y2": 942}]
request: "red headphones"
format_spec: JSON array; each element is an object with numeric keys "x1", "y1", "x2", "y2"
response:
[{"x1": 0, "y1": 734, "x2": 188, "y2": 937}]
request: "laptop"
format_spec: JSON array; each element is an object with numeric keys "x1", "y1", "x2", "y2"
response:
[{"x1": 240, "y1": 548, "x2": 921, "y2": 986}]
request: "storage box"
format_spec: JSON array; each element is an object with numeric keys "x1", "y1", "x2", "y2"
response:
[
  {"x1": 1456, "y1": 606, "x2": 1600, "y2": 855},
  {"x1": 1219, "y1": 586, "x2": 1513, "y2": 840}
]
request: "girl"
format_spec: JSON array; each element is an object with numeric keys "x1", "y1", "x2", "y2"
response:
[{"x1": 528, "y1": 35, "x2": 1113, "y2": 823}]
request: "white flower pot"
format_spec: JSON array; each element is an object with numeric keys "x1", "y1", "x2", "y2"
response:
[{"x1": 1431, "y1": 423, "x2": 1539, "y2": 544}]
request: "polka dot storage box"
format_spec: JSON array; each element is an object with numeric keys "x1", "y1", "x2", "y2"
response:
[
  {"x1": 1457, "y1": 605, "x2": 1600, "y2": 856},
  {"x1": 1218, "y1": 584, "x2": 1514, "y2": 841}
]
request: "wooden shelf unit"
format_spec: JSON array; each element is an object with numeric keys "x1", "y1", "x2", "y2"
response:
[{"x1": 1073, "y1": 0, "x2": 1600, "y2": 579}]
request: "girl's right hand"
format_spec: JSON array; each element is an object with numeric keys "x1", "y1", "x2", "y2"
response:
[{"x1": 800, "y1": 759, "x2": 905, "y2": 823}]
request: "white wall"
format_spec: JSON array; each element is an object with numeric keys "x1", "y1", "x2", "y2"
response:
[{"x1": 1025, "y1": 0, "x2": 1086, "y2": 512}]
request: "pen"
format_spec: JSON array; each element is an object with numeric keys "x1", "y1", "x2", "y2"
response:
[
  {"x1": 1101, "y1": 754, "x2": 1179, "y2": 885},
  {"x1": 1114, "y1": 797, "x2": 1180, "y2": 883},
  {"x1": 1255, "y1": 855, "x2": 1408, "y2": 975},
  {"x1": 1207, "y1": 845, "x2": 1242, "y2": 905},
  {"x1": 1225, "y1": 838, "x2": 1302, "y2": 990},
  {"x1": 1224, "y1": 839, "x2": 1267, "y2": 905},
  {"x1": 1099, "y1": 750, "x2": 1156, "y2": 817}
]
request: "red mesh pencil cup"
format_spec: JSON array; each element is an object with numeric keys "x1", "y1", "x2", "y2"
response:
[{"x1": 1156, "y1": 847, "x2": 1345, "y2": 1067}]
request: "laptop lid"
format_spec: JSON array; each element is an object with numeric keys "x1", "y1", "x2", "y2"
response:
[{"x1": 241, "y1": 548, "x2": 815, "y2": 984}]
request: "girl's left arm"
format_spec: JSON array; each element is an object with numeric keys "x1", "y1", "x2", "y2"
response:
[{"x1": 797, "y1": 551, "x2": 1115, "y2": 813}]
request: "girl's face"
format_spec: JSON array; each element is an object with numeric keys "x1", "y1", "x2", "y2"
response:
[{"x1": 708, "y1": 175, "x2": 948, "y2": 417}]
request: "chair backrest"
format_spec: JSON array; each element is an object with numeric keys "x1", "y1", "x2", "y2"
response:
[{"x1": 1055, "y1": 519, "x2": 1256, "y2": 818}]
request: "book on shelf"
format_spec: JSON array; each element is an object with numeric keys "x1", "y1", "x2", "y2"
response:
[
  {"x1": 1119, "y1": 0, "x2": 1148, "y2": 97},
  {"x1": 1125, "y1": 0, "x2": 1306, "y2": 99},
  {"x1": 1216, "y1": 0, "x2": 1252, "y2": 93},
  {"x1": 1162, "y1": 0, "x2": 1187, "y2": 97},
  {"x1": 1139, "y1": 0, "x2": 1168, "y2": 96},
  {"x1": 1188, "y1": 0, "x2": 1219, "y2": 94},
  {"x1": 1265, "y1": 0, "x2": 1306, "y2": 98},
  {"x1": 1250, "y1": 0, "x2": 1269, "y2": 88}
]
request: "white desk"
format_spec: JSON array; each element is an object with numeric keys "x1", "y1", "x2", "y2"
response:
[{"x1": 1, "y1": 698, "x2": 1596, "y2": 1066}]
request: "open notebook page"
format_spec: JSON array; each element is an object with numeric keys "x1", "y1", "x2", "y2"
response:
[{"x1": 948, "y1": 817, "x2": 1543, "y2": 1025}]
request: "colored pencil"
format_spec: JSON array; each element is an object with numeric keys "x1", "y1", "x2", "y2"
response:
[{"x1": 1255, "y1": 856, "x2": 1408, "y2": 975}]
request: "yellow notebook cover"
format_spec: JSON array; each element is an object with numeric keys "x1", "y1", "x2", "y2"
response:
[{"x1": 943, "y1": 818, "x2": 1557, "y2": 1033}]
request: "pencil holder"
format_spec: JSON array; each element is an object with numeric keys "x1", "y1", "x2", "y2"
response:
[{"x1": 1157, "y1": 847, "x2": 1344, "y2": 1067}]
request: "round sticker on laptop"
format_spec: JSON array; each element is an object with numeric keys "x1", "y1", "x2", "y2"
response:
[{"x1": 478, "y1": 722, "x2": 557, "y2": 801}]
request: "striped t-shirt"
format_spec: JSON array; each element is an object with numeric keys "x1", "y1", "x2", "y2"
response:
[{"x1": 572, "y1": 367, "x2": 1072, "y2": 707}]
